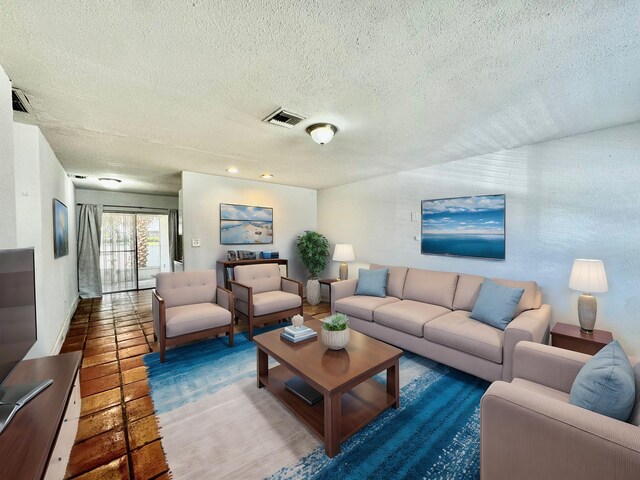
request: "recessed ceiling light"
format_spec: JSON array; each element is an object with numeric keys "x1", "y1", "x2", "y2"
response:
[
  {"x1": 260, "y1": 173, "x2": 274, "y2": 179},
  {"x1": 226, "y1": 167, "x2": 239, "y2": 174}
]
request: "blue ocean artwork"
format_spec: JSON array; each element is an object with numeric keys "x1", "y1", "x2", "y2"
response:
[
  {"x1": 54, "y1": 199, "x2": 69, "y2": 258},
  {"x1": 421, "y1": 194, "x2": 505, "y2": 259},
  {"x1": 220, "y1": 203, "x2": 273, "y2": 244}
]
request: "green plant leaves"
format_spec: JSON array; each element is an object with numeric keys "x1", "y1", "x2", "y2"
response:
[
  {"x1": 322, "y1": 313, "x2": 349, "y2": 331},
  {"x1": 296, "y1": 230, "x2": 329, "y2": 277}
]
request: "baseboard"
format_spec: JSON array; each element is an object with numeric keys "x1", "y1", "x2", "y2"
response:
[{"x1": 52, "y1": 295, "x2": 80, "y2": 355}]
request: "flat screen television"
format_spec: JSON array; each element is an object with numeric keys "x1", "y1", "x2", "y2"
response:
[{"x1": 0, "y1": 248, "x2": 52, "y2": 434}]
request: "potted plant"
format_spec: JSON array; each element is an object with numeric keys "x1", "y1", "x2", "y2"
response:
[
  {"x1": 321, "y1": 313, "x2": 350, "y2": 350},
  {"x1": 296, "y1": 230, "x2": 329, "y2": 305}
]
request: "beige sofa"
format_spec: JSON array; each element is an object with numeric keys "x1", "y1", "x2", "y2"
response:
[
  {"x1": 331, "y1": 264, "x2": 551, "y2": 382},
  {"x1": 481, "y1": 341, "x2": 640, "y2": 479}
]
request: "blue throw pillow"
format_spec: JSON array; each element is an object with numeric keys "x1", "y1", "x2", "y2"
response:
[
  {"x1": 569, "y1": 340, "x2": 636, "y2": 422},
  {"x1": 470, "y1": 279, "x2": 524, "y2": 330},
  {"x1": 355, "y1": 268, "x2": 388, "y2": 297}
]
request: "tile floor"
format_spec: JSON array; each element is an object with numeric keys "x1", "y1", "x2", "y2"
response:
[{"x1": 60, "y1": 290, "x2": 331, "y2": 480}]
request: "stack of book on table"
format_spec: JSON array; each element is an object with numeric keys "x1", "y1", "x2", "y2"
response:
[{"x1": 281, "y1": 325, "x2": 317, "y2": 343}]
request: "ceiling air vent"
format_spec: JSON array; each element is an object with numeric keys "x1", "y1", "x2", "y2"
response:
[
  {"x1": 12, "y1": 88, "x2": 32, "y2": 114},
  {"x1": 262, "y1": 108, "x2": 306, "y2": 128}
]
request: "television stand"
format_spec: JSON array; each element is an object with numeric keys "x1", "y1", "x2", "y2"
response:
[
  {"x1": 0, "y1": 352, "x2": 81, "y2": 480},
  {"x1": 0, "y1": 379, "x2": 53, "y2": 434}
]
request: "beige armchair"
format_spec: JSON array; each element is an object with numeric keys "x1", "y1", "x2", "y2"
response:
[
  {"x1": 481, "y1": 341, "x2": 640, "y2": 480},
  {"x1": 229, "y1": 264, "x2": 302, "y2": 340},
  {"x1": 152, "y1": 270, "x2": 234, "y2": 362}
]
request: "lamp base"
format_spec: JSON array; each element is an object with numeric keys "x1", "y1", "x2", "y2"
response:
[
  {"x1": 577, "y1": 293, "x2": 597, "y2": 335},
  {"x1": 339, "y1": 263, "x2": 348, "y2": 281}
]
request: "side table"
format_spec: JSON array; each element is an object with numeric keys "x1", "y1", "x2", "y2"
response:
[
  {"x1": 550, "y1": 322, "x2": 613, "y2": 355},
  {"x1": 319, "y1": 278, "x2": 340, "y2": 304}
]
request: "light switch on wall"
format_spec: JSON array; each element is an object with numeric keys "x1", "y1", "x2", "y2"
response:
[
  {"x1": 414, "y1": 235, "x2": 420, "y2": 241},
  {"x1": 191, "y1": 239, "x2": 201, "y2": 247},
  {"x1": 411, "y1": 212, "x2": 419, "y2": 222}
]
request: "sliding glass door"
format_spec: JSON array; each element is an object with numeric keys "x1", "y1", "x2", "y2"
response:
[{"x1": 100, "y1": 212, "x2": 170, "y2": 293}]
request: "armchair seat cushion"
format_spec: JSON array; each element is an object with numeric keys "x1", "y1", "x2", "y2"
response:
[
  {"x1": 165, "y1": 303, "x2": 232, "y2": 338},
  {"x1": 253, "y1": 291, "x2": 302, "y2": 316},
  {"x1": 334, "y1": 295, "x2": 400, "y2": 322},
  {"x1": 424, "y1": 310, "x2": 504, "y2": 363},
  {"x1": 373, "y1": 300, "x2": 450, "y2": 337}
]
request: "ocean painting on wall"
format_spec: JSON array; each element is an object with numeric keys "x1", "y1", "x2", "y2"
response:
[
  {"x1": 421, "y1": 194, "x2": 505, "y2": 259},
  {"x1": 53, "y1": 198, "x2": 69, "y2": 258},
  {"x1": 220, "y1": 203, "x2": 273, "y2": 245}
]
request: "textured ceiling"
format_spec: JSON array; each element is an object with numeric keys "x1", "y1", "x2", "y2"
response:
[{"x1": 1, "y1": 1, "x2": 639, "y2": 195}]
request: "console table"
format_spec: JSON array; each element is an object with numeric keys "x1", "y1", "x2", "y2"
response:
[
  {"x1": 217, "y1": 258, "x2": 289, "y2": 289},
  {"x1": 0, "y1": 351, "x2": 81, "y2": 480}
]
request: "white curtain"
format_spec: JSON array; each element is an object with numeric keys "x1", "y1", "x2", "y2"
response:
[{"x1": 77, "y1": 204, "x2": 103, "y2": 298}]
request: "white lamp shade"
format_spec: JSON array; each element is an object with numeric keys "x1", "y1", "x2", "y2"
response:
[
  {"x1": 333, "y1": 244, "x2": 355, "y2": 262},
  {"x1": 569, "y1": 259, "x2": 608, "y2": 293},
  {"x1": 308, "y1": 124, "x2": 336, "y2": 145}
]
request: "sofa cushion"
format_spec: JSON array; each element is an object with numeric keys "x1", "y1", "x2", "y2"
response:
[
  {"x1": 355, "y1": 268, "x2": 388, "y2": 297},
  {"x1": 470, "y1": 279, "x2": 524, "y2": 330},
  {"x1": 424, "y1": 310, "x2": 504, "y2": 363},
  {"x1": 402, "y1": 269, "x2": 459, "y2": 309},
  {"x1": 165, "y1": 303, "x2": 231, "y2": 338},
  {"x1": 253, "y1": 290, "x2": 301, "y2": 316},
  {"x1": 334, "y1": 295, "x2": 400, "y2": 322},
  {"x1": 234, "y1": 264, "x2": 281, "y2": 294},
  {"x1": 452, "y1": 274, "x2": 484, "y2": 311},
  {"x1": 373, "y1": 300, "x2": 450, "y2": 337},
  {"x1": 569, "y1": 340, "x2": 636, "y2": 422},
  {"x1": 491, "y1": 278, "x2": 539, "y2": 317},
  {"x1": 157, "y1": 270, "x2": 216, "y2": 308},
  {"x1": 370, "y1": 264, "x2": 408, "y2": 299}
]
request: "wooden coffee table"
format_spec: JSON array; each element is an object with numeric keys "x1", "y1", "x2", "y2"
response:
[{"x1": 254, "y1": 319, "x2": 402, "y2": 457}]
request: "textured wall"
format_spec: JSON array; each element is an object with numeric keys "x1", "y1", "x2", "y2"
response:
[
  {"x1": 14, "y1": 122, "x2": 78, "y2": 357},
  {"x1": 318, "y1": 122, "x2": 640, "y2": 355},
  {"x1": 0, "y1": 66, "x2": 16, "y2": 248},
  {"x1": 182, "y1": 172, "x2": 317, "y2": 284}
]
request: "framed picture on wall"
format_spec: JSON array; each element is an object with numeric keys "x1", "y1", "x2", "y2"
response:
[
  {"x1": 53, "y1": 198, "x2": 69, "y2": 258},
  {"x1": 421, "y1": 194, "x2": 505, "y2": 259},
  {"x1": 220, "y1": 203, "x2": 273, "y2": 245}
]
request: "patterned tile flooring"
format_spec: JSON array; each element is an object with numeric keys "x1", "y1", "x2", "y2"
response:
[{"x1": 60, "y1": 290, "x2": 331, "y2": 479}]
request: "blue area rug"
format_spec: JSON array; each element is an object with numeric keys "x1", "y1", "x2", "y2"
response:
[{"x1": 145, "y1": 328, "x2": 489, "y2": 480}]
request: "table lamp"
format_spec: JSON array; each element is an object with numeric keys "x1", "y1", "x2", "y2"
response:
[
  {"x1": 568, "y1": 259, "x2": 608, "y2": 334},
  {"x1": 333, "y1": 244, "x2": 355, "y2": 280}
]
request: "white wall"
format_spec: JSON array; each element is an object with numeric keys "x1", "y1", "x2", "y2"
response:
[
  {"x1": 182, "y1": 171, "x2": 317, "y2": 283},
  {"x1": 14, "y1": 122, "x2": 78, "y2": 358},
  {"x1": 76, "y1": 188, "x2": 178, "y2": 210},
  {"x1": 318, "y1": 122, "x2": 640, "y2": 356},
  {"x1": 0, "y1": 66, "x2": 16, "y2": 248}
]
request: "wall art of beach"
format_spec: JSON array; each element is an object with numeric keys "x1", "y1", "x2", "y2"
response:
[
  {"x1": 421, "y1": 194, "x2": 505, "y2": 259},
  {"x1": 220, "y1": 203, "x2": 273, "y2": 245}
]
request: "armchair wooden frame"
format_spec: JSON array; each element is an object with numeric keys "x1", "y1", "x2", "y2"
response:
[
  {"x1": 229, "y1": 277, "x2": 303, "y2": 340},
  {"x1": 153, "y1": 285, "x2": 235, "y2": 363}
]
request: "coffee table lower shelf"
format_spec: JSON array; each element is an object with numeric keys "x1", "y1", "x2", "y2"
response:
[{"x1": 259, "y1": 364, "x2": 396, "y2": 456}]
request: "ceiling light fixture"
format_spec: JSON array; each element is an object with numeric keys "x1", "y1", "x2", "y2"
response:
[
  {"x1": 306, "y1": 123, "x2": 337, "y2": 145},
  {"x1": 98, "y1": 177, "x2": 122, "y2": 186},
  {"x1": 226, "y1": 167, "x2": 239, "y2": 174},
  {"x1": 260, "y1": 173, "x2": 274, "y2": 179}
]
